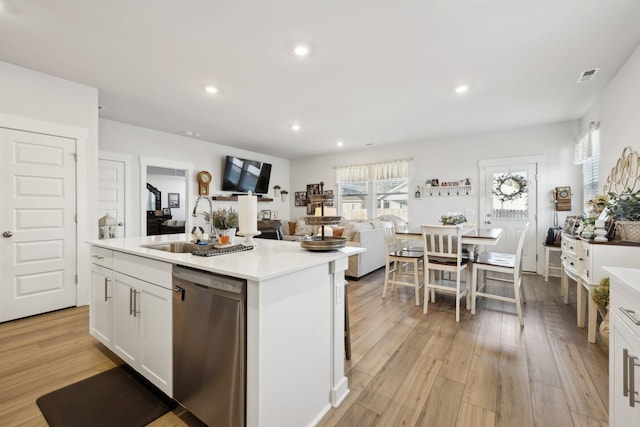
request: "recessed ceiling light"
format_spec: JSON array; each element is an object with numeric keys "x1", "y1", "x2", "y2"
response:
[
  {"x1": 292, "y1": 43, "x2": 311, "y2": 58},
  {"x1": 336, "y1": 140, "x2": 344, "y2": 147},
  {"x1": 184, "y1": 130, "x2": 201, "y2": 137},
  {"x1": 205, "y1": 86, "x2": 219, "y2": 94},
  {"x1": 290, "y1": 123, "x2": 302, "y2": 132},
  {"x1": 455, "y1": 85, "x2": 469, "y2": 94}
]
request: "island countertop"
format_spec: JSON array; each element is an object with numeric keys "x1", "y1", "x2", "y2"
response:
[{"x1": 88, "y1": 233, "x2": 365, "y2": 281}]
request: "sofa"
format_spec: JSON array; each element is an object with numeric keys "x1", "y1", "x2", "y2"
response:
[
  {"x1": 344, "y1": 224, "x2": 387, "y2": 278},
  {"x1": 283, "y1": 217, "x2": 395, "y2": 279}
]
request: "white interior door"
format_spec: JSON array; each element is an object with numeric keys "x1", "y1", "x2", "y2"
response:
[
  {"x1": 479, "y1": 161, "x2": 537, "y2": 272},
  {"x1": 99, "y1": 158, "x2": 126, "y2": 238},
  {"x1": 0, "y1": 128, "x2": 77, "y2": 322}
]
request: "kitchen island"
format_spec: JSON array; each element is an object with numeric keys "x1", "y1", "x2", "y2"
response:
[{"x1": 89, "y1": 234, "x2": 364, "y2": 427}]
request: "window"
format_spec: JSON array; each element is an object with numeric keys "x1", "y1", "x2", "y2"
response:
[
  {"x1": 340, "y1": 181, "x2": 369, "y2": 220},
  {"x1": 575, "y1": 122, "x2": 600, "y2": 203},
  {"x1": 376, "y1": 178, "x2": 408, "y2": 218},
  {"x1": 336, "y1": 161, "x2": 409, "y2": 221}
]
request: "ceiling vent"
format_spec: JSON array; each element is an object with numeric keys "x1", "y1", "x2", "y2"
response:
[{"x1": 577, "y1": 68, "x2": 600, "y2": 83}]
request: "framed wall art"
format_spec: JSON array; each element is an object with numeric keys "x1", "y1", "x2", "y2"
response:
[
  {"x1": 168, "y1": 193, "x2": 180, "y2": 208},
  {"x1": 324, "y1": 190, "x2": 334, "y2": 206},
  {"x1": 306, "y1": 183, "x2": 321, "y2": 215},
  {"x1": 295, "y1": 191, "x2": 307, "y2": 206}
]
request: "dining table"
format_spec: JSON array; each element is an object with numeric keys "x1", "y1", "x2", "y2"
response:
[{"x1": 396, "y1": 227, "x2": 504, "y2": 260}]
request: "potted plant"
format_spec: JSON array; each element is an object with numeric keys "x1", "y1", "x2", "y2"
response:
[
  {"x1": 605, "y1": 188, "x2": 640, "y2": 242},
  {"x1": 211, "y1": 208, "x2": 239, "y2": 244},
  {"x1": 440, "y1": 214, "x2": 467, "y2": 225},
  {"x1": 273, "y1": 185, "x2": 281, "y2": 197},
  {"x1": 591, "y1": 277, "x2": 610, "y2": 343},
  {"x1": 280, "y1": 189, "x2": 288, "y2": 202}
]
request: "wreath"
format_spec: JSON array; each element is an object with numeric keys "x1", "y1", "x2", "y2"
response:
[{"x1": 493, "y1": 173, "x2": 528, "y2": 202}]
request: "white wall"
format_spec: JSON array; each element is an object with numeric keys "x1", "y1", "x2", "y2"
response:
[
  {"x1": 290, "y1": 120, "x2": 583, "y2": 272},
  {"x1": 99, "y1": 119, "x2": 291, "y2": 236},
  {"x1": 582, "y1": 42, "x2": 640, "y2": 188},
  {"x1": 0, "y1": 60, "x2": 99, "y2": 306}
]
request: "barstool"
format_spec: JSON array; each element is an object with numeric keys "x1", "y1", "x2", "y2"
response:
[{"x1": 344, "y1": 281, "x2": 351, "y2": 360}]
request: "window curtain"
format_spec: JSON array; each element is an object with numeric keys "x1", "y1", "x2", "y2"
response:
[
  {"x1": 574, "y1": 121, "x2": 600, "y2": 165},
  {"x1": 335, "y1": 160, "x2": 409, "y2": 183}
]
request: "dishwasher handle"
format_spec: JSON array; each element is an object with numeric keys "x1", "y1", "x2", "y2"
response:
[{"x1": 173, "y1": 265, "x2": 246, "y2": 296}]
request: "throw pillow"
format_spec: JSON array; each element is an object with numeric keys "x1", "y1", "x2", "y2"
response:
[
  {"x1": 331, "y1": 226, "x2": 345, "y2": 237},
  {"x1": 369, "y1": 219, "x2": 385, "y2": 229},
  {"x1": 288, "y1": 221, "x2": 297, "y2": 235},
  {"x1": 344, "y1": 221, "x2": 373, "y2": 241},
  {"x1": 294, "y1": 219, "x2": 315, "y2": 236}
]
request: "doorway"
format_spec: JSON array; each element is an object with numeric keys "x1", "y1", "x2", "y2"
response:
[
  {"x1": 479, "y1": 157, "x2": 539, "y2": 272},
  {"x1": 99, "y1": 151, "x2": 132, "y2": 239},
  {"x1": 139, "y1": 157, "x2": 192, "y2": 237}
]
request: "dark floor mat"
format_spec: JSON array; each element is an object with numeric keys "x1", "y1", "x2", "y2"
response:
[{"x1": 36, "y1": 365, "x2": 175, "y2": 427}]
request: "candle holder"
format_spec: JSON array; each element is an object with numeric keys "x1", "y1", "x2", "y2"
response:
[{"x1": 237, "y1": 231, "x2": 262, "y2": 246}]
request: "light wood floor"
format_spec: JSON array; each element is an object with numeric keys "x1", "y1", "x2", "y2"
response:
[{"x1": 0, "y1": 270, "x2": 608, "y2": 427}]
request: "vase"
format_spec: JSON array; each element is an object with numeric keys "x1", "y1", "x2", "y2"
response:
[{"x1": 218, "y1": 228, "x2": 237, "y2": 245}]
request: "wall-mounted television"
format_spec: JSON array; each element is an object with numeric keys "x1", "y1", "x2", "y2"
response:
[{"x1": 221, "y1": 155, "x2": 272, "y2": 194}]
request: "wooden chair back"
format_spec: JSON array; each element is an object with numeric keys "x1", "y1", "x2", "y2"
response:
[{"x1": 421, "y1": 224, "x2": 464, "y2": 263}]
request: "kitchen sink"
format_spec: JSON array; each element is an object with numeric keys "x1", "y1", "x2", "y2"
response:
[{"x1": 142, "y1": 241, "x2": 213, "y2": 253}]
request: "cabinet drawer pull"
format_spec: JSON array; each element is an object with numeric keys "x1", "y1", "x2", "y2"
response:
[
  {"x1": 103, "y1": 278, "x2": 111, "y2": 302},
  {"x1": 92, "y1": 254, "x2": 104, "y2": 260},
  {"x1": 133, "y1": 290, "x2": 140, "y2": 317},
  {"x1": 629, "y1": 353, "x2": 640, "y2": 407},
  {"x1": 129, "y1": 288, "x2": 134, "y2": 315},
  {"x1": 625, "y1": 349, "x2": 630, "y2": 398},
  {"x1": 620, "y1": 307, "x2": 640, "y2": 325}
]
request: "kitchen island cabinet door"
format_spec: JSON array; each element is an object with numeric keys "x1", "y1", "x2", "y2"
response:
[
  {"x1": 611, "y1": 312, "x2": 640, "y2": 426},
  {"x1": 112, "y1": 272, "x2": 140, "y2": 366},
  {"x1": 111, "y1": 271, "x2": 172, "y2": 396},
  {"x1": 89, "y1": 264, "x2": 113, "y2": 347},
  {"x1": 138, "y1": 279, "x2": 172, "y2": 396}
]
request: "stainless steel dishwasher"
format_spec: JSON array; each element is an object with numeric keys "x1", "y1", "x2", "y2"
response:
[{"x1": 172, "y1": 265, "x2": 246, "y2": 427}]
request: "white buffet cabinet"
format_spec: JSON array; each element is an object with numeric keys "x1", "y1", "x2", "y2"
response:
[
  {"x1": 561, "y1": 233, "x2": 640, "y2": 342},
  {"x1": 605, "y1": 267, "x2": 640, "y2": 426},
  {"x1": 89, "y1": 234, "x2": 364, "y2": 427}
]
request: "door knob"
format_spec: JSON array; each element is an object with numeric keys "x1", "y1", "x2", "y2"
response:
[
  {"x1": 117, "y1": 222, "x2": 124, "y2": 226},
  {"x1": 485, "y1": 221, "x2": 492, "y2": 225},
  {"x1": 3, "y1": 231, "x2": 12, "y2": 238}
]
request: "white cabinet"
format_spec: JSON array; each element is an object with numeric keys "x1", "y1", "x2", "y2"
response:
[
  {"x1": 607, "y1": 267, "x2": 640, "y2": 426},
  {"x1": 90, "y1": 246, "x2": 113, "y2": 347},
  {"x1": 89, "y1": 246, "x2": 173, "y2": 396},
  {"x1": 90, "y1": 264, "x2": 113, "y2": 346},
  {"x1": 561, "y1": 233, "x2": 640, "y2": 342},
  {"x1": 112, "y1": 271, "x2": 172, "y2": 395}
]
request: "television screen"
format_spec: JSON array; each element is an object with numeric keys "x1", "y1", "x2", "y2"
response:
[{"x1": 221, "y1": 156, "x2": 272, "y2": 194}]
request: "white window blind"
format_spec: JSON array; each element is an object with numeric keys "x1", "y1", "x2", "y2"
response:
[
  {"x1": 577, "y1": 122, "x2": 600, "y2": 202},
  {"x1": 335, "y1": 160, "x2": 409, "y2": 183}
]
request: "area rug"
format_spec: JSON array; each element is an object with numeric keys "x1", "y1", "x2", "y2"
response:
[{"x1": 36, "y1": 364, "x2": 175, "y2": 427}]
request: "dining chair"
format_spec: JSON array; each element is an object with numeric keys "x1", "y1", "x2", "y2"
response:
[
  {"x1": 382, "y1": 224, "x2": 424, "y2": 306},
  {"x1": 421, "y1": 224, "x2": 470, "y2": 322},
  {"x1": 471, "y1": 223, "x2": 530, "y2": 326}
]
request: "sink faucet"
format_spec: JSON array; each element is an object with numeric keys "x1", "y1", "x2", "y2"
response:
[{"x1": 192, "y1": 195, "x2": 214, "y2": 236}]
